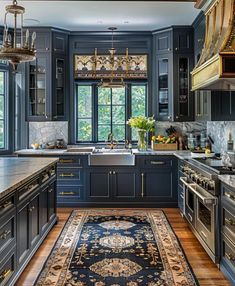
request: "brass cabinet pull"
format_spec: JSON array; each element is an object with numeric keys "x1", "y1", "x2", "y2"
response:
[
  {"x1": 225, "y1": 218, "x2": 235, "y2": 226},
  {"x1": 59, "y1": 159, "x2": 74, "y2": 163},
  {"x1": 59, "y1": 192, "x2": 75, "y2": 196},
  {"x1": 224, "y1": 192, "x2": 235, "y2": 202},
  {"x1": 0, "y1": 269, "x2": 11, "y2": 280},
  {"x1": 48, "y1": 188, "x2": 54, "y2": 193},
  {"x1": 187, "y1": 213, "x2": 193, "y2": 222},
  {"x1": 225, "y1": 252, "x2": 235, "y2": 261},
  {"x1": 0, "y1": 201, "x2": 11, "y2": 210},
  {"x1": 59, "y1": 173, "x2": 75, "y2": 177},
  {"x1": 141, "y1": 173, "x2": 144, "y2": 198},
  {"x1": 0, "y1": 230, "x2": 11, "y2": 240},
  {"x1": 180, "y1": 194, "x2": 184, "y2": 200},
  {"x1": 150, "y1": 161, "x2": 165, "y2": 165},
  {"x1": 201, "y1": 231, "x2": 207, "y2": 239},
  {"x1": 42, "y1": 173, "x2": 49, "y2": 181},
  {"x1": 113, "y1": 171, "x2": 116, "y2": 175},
  {"x1": 28, "y1": 182, "x2": 39, "y2": 192}
]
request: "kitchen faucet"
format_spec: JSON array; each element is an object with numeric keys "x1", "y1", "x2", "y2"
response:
[{"x1": 107, "y1": 132, "x2": 117, "y2": 149}]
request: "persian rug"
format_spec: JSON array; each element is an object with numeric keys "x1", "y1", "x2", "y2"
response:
[{"x1": 35, "y1": 210, "x2": 199, "y2": 286}]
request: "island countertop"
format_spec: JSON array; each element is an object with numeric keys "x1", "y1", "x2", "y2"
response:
[
  {"x1": 0, "y1": 157, "x2": 59, "y2": 199},
  {"x1": 218, "y1": 174, "x2": 235, "y2": 189}
]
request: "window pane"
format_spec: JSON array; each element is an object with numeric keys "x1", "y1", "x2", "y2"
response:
[
  {"x1": 98, "y1": 88, "x2": 111, "y2": 105},
  {"x1": 78, "y1": 86, "x2": 92, "y2": 117},
  {"x1": 0, "y1": 121, "x2": 4, "y2": 148},
  {"x1": 98, "y1": 106, "x2": 111, "y2": 124},
  {"x1": 0, "y1": 72, "x2": 4, "y2": 95},
  {"x1": 112, "y1": 106, "x2": 125, "y2": 124},
  {"x1": 98, "y1": 125, "x2": 111, "y2": 141},
  {"x1": 131, "y1": 85, "x2": 146, "y2": 116},
  {"x1": 0, "y1": 96, "x2": 4, "y2": 119},
  {"x1": 77, "y1": 119, "x2": 92, "y2": 141},
  {"x1": 112, "y1": 87, "x2": 125, "y2": 104},
  {"x1": 113, "y1": 125, "x2": 125, "y2": 141}
]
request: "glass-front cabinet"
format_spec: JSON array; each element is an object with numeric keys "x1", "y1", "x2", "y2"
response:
[
  {"x1": 53, "y1": 56, "x2": 66, "y2": 119},
  {"x1": 156, "y1": 54, "x2": 173, "y2": 121},
  {"x1": 28, "y1": 55, "x2": 49, "y2": 120}
]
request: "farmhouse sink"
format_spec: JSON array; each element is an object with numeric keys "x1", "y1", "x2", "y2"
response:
[
  {"x1": 66, "y1": 147, "x2": 95, "y2": 153},
  {"x1": 88, "y1": 152, "x2": 135, "y2": 166}
]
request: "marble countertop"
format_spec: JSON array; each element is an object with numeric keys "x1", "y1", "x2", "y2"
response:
[
  {"x1": 0, "y1": 157, "x2": 58, "y2": 199},
  {"x1": 218, "y1": 175, "x2": 235, "y2": 189},
  {"x1": 15, "y1": 148, "x2": 192, "y2": 159}
]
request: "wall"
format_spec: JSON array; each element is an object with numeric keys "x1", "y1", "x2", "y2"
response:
[
  {"x1": 207, "y1": 122, "x2": 235, "y2": 153},
  {"x1": 29, "y1": 121, "x2": 68, "y2": 147}
]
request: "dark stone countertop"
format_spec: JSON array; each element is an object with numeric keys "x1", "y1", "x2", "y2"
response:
[{"x1": 0, "y1": 157, "x2": 58, "y2": 199}]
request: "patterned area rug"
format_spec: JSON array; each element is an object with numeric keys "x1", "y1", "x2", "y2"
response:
[{"x1": 35, "y1": 210, "x2": 199, "y2": 286}]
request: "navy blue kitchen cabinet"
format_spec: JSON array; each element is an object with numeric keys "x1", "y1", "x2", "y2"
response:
[
  {"x1": 86, "y1": 168, "x2": 139, "y2": 204},
  {"x1": 26, "y1": 28, "x2": 69, "y2": 121},
  {"x1": 57, "y1": 156, "x2": 86, "y2": 206},
  {"x1": 153, "y1": 27, "x2": 194, "y2": 122},
  {"x1": 220, "y1": 182, "x2": 235, "y2": 286},
  {"x1": 193, "y1": 12, "x2": 205, "y2": 65},
  {"x1": 0, "y1": 163, "x2": 57, "y2": 286}
]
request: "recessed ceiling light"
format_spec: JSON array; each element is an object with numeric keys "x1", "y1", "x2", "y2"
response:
[
  {"x1": 124, "y1": 21, "x2": 130, "y2": 24},
  {"x1": 24, "y1": 18, "x2": 40, "y2": 25}
]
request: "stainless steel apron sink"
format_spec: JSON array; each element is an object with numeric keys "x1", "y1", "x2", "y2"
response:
[{"x1": 88, "y1": 152, "x2": 135, "y2": 166}]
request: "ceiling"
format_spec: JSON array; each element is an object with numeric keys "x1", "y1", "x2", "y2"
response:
[{"x1": 0, "y1": 1, "x2": 200, "y2": 31}]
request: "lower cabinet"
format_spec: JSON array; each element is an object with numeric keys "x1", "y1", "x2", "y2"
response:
[
  {"x1": 0, "y1": 163, "x2": 57, "y2": 286},
  {"x1": 220, "y1": 182, "x2": 235, "y2": 286},
  {"x1": 86, "y1": 168, "x2": 138, "y2": 203}
]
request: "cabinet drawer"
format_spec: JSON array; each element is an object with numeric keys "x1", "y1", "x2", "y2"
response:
[
  {"x1": 222, "y1": 202, "x2": 235, "y2": 242},
  {"x1": 57, "y1": 168, "x2": 83, "y2": 184},
  {"x1": 142, "y1": 157, "x2": 174, "y2": 168},
  {"x1": 222, "y1": 234, "x2": 235, "y2": 275},
  {"x1": 0, "y1": 248, "x2": 15, "y2": 286},
  {"x1": 57, "y1": 186, "x2": 83, "y2": 198},
  {"x1": 221, "y1": 184, "x2": 235, "y2": 207},
  {"x1": 0, "y1": 215, "x2": 15, "y2": 253},
  {"x1": 18, "y1": 177, "x2": 40, "y2": 201},
  {"x1": 57, "y1": 156, "x2": 83, "y2": 167},
  {"x1": 0, "y1": 196, "x2": 15, "y2": 217}
]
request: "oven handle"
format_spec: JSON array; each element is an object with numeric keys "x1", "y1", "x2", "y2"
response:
[{"x1": 180, "y1": 177, "x2": 217, "y2": 206}]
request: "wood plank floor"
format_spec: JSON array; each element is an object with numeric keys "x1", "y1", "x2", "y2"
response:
[{"x1": 16, "y1": 208, "x2": 231, "y2": 286}]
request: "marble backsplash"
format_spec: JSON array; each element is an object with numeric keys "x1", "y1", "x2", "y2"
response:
[
  {"x1": 207, "y1": 121, "x2": 235, "y2": 153},
  {"x1": 29, "y1": 121, "x2": 68, "y2": 147}
]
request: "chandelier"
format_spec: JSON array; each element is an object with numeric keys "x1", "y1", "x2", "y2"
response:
[
  {"x1": 99, "y1": 27, "x2": 127, "y2": 88},
  {"x1": 0, "y1": 0, "x2": 36, "y2": 70}
]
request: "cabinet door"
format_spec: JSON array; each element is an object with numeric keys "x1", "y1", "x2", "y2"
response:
[
  {"x1": 155, "y1": 54, "x2": 173, "y2": 121},
  {"x1": 211, "y1": 91, "x2": 235, "y2": 121},
  {"x1": 112, "y1": 169, "x2": 138, "y2": 200},
  {"x1": 40, "y1": 186, "x2": 48, "y2": 233},
  {"x1": 34, "y1": 32, "x2": 51, "y2": 53},
  {"x1": 27, "y1": 53, "x2": 51, "y2": 121},
  {"x1": 29, "y1": 194, "x2": 40, "y2": 248},
  {"x1": 173, "y1": 28, "x2": 194, "y2": 54},
  {"x1": 52, "y1": 54, "x2": 66, "y2": 120},
  {"x1": 140, "y1": 170, "x2": 177, "y2": 203},
  {"x1": 53, "y1": 32, "x2": 67, "y2": 54},
  {"x1": 194, "y1": 14, "x2": 205, "y2": 65},
  {"x1": 174, "y1": 54, "x2": 194, "y2": 121},
  {"x1": 17, "y1": 201, "x2": 30, "y2": 264},
  {"x1": 48, "y1": 183, "x2": 56, "y2": 221},
  {"x1": 154, "y1": 31, "x2": 172, "y2": 54},
  {"x1": 86, "y1": 169, "x2": 112, "y2": 201},
  {"x1": 195, "y1": 90, "x2": 211, "y2": 121}
]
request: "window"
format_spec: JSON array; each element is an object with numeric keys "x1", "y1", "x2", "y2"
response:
[
  {"x1": 0, "y1": 70, "x2": 7, "y2": 149},
  {"x1": 76, "y1": 83, "x2": 147, "y2": 142}
]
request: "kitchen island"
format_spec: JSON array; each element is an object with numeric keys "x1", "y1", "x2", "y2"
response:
[{"x1": 0, "y1": 157, "x2": 58, "y2": 286}]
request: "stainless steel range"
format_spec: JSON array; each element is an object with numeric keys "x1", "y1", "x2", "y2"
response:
[{"x1": 180, "y1": 158, "x2": 222, "y2": 263}]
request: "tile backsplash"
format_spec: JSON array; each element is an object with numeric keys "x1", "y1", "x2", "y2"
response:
[
  {"x1": 29, "y1": 121, "x2": 68, "y2": 147},
  {"x1": 207, "y1": 121, "x2": 235, "y2": 153}
]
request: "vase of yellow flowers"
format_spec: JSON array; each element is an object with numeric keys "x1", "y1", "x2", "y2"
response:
[{"x1": 127, "y1": 116, "x2": 155, "y2": 151}]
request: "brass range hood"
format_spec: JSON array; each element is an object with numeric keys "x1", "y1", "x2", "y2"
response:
[{"x1": 192, "y1": 0, "x2": 235, "y2": 90}]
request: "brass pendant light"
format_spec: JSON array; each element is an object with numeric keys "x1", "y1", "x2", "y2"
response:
[{"x1": 0, "y1": 0, "x2": 36, "y2": 70}]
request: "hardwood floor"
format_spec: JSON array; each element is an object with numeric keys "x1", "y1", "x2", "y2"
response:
[{"x1": 16, "y1": 208, "x2": 231, "y2": 286}]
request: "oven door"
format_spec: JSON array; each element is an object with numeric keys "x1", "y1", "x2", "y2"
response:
[
  {"x1": 188, "y1": 184, "x2": 218, "y2": 253},
  {"x1": 180, "y1": 177, "x2": 195, "y2": 227}
]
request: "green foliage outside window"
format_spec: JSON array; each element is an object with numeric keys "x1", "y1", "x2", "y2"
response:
[{"x1": 76, "y1": 84, "x2": 146, "y2": 142}]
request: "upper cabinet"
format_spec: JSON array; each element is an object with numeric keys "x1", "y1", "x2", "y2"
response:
[
  {"x1": 153, "y1": 27, "x2": 194, "y2": 122},
  {"x1": 193, "y1": 12, "x2": 205, "y2": 65},
  {"x1": 26, "y1": 28, "x2": 69, "y2": 121}
]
